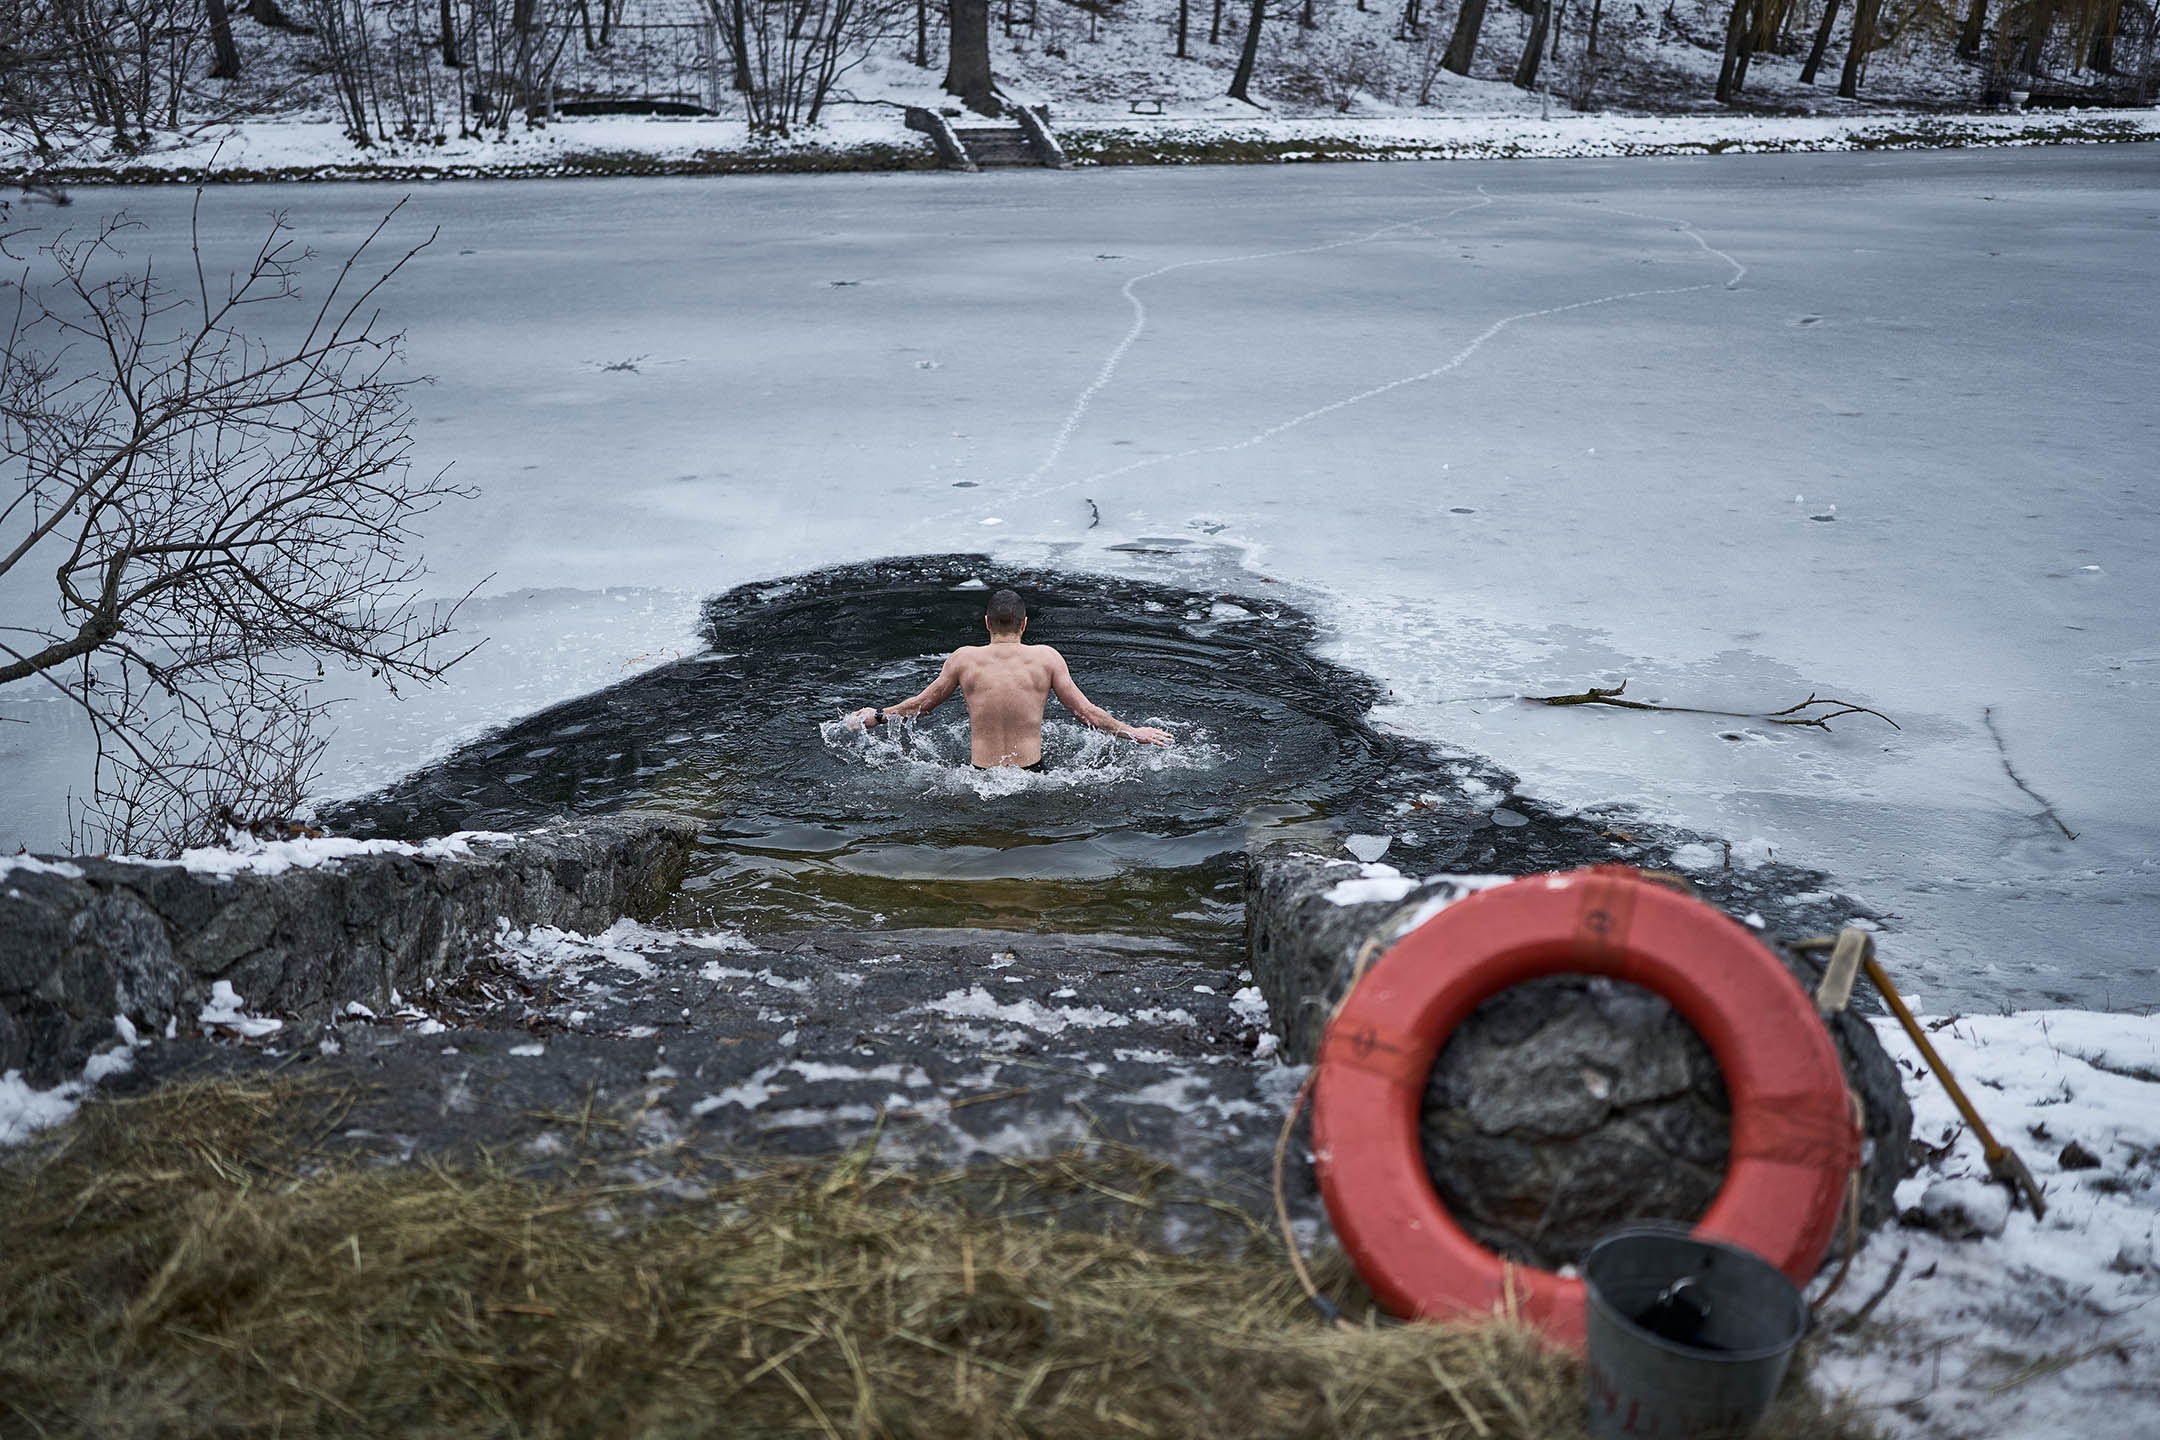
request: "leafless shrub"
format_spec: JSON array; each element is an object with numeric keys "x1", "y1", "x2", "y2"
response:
[
  {"x1": 1314, "y1": 30, "x2": 1398, "y2": 107},
  {"x1": 1415, "y1": 19, "x2": 1454, "y2": 99},
  {"x1": 0, "y1": 197, "x2": 478, "y2": 854},
  {"x1": 706, "y1": 0, "x2": 905, "y2": 135}
]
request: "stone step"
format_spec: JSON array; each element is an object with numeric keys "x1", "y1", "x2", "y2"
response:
[{"x1": 951, "y1": 127, "x2": 1041, "y2": 166}]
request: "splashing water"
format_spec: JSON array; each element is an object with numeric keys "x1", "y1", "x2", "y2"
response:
[{"x1": 818, "y1": 715, "x2": 1228, "y2": 799}]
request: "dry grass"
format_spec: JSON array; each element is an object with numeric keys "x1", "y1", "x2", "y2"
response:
[{"x1": 1, "y1": 1077, "x2": 1878, "y2": 1438}]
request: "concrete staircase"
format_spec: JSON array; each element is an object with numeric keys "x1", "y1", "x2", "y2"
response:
[
  {"x1": 950, "y1": 125, "x2": 1039, "y2": 167},
  {"x1": 904, "y1": 104, "x2": 1067, "y2": 171}
]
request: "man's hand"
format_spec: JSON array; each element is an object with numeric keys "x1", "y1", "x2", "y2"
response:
[
  {"x1": 844, "y1": 707, "x2": 881, "y2": 730},
  {"x1": 1126, "y1": 725, "x2": 1173, "y2": 747}
]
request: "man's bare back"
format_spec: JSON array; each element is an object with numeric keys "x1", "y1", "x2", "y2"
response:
[{"x1": 846, "y1": 590, "x2": 1172, "y2": 768}]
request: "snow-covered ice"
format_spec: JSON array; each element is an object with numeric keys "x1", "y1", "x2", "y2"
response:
[{"x1": 3, "y1": 147, "x2": 2155, "y2": 1012}]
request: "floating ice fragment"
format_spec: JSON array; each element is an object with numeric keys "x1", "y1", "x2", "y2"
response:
[{"x1": 1344, "y1": 833, "x2": 1392, "y2": 863}]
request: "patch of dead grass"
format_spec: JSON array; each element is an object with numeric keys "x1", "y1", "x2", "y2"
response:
[{"x1": 1, "y1": 1077, "x2": 1878, "y2": 1438}]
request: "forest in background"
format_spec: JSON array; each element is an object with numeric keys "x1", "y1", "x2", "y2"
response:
[{"x1": 1, "y1": 0, "x2": 2154, "y2": 152}]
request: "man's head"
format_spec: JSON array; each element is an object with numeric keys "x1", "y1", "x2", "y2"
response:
[{"x1": 985, "y1": 589, "x2": 1027, "y2": 638}]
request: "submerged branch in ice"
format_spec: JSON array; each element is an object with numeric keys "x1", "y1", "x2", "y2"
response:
[{"x1": 1523, "y1": 679, "x2": 1899, "y2": 733}]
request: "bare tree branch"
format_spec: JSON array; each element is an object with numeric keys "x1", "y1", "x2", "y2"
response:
[
  {"x1": 1524, "y1": 678, "x2": 1900, "y2": 732},
  {"x1": 1, "y1": 194, "x2": 477, "y2": 853}
]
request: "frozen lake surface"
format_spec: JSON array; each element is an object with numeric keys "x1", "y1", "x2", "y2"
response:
[{"x1": 4, "y1": 147, "x2": 2154, "y2": 1008}]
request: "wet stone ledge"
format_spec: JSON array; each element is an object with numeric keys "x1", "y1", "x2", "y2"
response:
[
  {"x1": 97, "y1": 924, "x2": 1314, "y2": 1249},
  {"x1": 1245, "y1": 847, "x2": 1915, "y2": 1271},
  {"x1": 0, "y1": 814, "x2": 696, "y2": 1086}
]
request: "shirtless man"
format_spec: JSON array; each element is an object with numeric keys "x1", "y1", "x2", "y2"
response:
[{"x1": 846, "y1": 589, "x2": 1173, "y2": 769}]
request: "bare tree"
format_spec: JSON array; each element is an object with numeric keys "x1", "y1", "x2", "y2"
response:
[
  {"x1": 709, "y1": 0, "x2": 900, "y2": 134},
  {"x1": 1415, "y1": 18, "x2": 1454, "y2": 98},
  {"x1": 2018, "y1": 0, "x2": 2060, "y2": 71},
  {"x1": 1716, "y1": 0, "x2": 1756, "y2": 100},
  {"x1": 1801, "y1": 0, "x2": 1844, "y2": 81},
  {"x1": 1838, "y1": 0, "x2": 1885, "y2": 94},
  {"x1": 0, "y1": 198, "x2": 477, "y2": 853},
  {"x1": 1442, "y1": 0, "x2": 1490, "y2": 75},
  {"x1": 1228, "y1": 0, "x2": 1270, "y2": 99},
  {"x1": 1516, "y1": 0, "x2": 1554, "y2": 85},
  {"x1": 945, "y1": 0, "x2": 998, "y2": 112},
  {"x1": 206, "y1": 0, "x2": 245, "y2": 78}
]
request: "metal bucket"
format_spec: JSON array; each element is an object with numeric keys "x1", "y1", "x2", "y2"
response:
[{"x1": 1581, "y1": 1228, "x2": 1807, "y2": 1439}]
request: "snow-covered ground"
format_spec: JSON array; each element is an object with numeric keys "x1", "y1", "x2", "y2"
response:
[
  {"x1": 7, "y1": 146, "x2": 2152, "y2": 1010},
  {"x1": 10, "y1": 108, "x2": 2154, "y2": 180},
  {"x1": 1811, "y1": 1010, "x2": 2160, "y2": 1440}
]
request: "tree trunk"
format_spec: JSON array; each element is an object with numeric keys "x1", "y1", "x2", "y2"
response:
[
  {"x1": 2017, "y1": 0, "x2": 2055, "y2": 73},
  {"x1": 2087, "y1": 0, "x2": 2117, "y2": 70},
  {"x1": 439, "y1": 0, "x2": 461, "y2": 65},
  {"x1": 1734, "y1": 0, "x2": 1761, "y2": 88},
  {"x1": 1442, "y1": 0, "x2": 1487, "y2": 74},
  {"x1": 1837, "y1": 0, "x2": 1881, "y2": 96},
  {"x1": 945, "y1": 0, "x2": 998, "y2": 113},
  {"x1": 917, "y1": 0, "x2": 930, "y2": 65},
  {"x1": 1211, "y1": 0, "x2": 1225, "y2": 42},
  {"x1": 1586, "y1": 0, "x2": 1603, "y2": 56},
  {"x1": 207, "y1": 0, "x2": 243, "y2": 77},
  {"x1": 1228, "y1": 0, "x2": 1266, "y2": 98},
  {"x1": 1716, "y1": 0, "x2": 1751, "y2": 101},
  {"x1": 728, "y1": 0, "x2": 752, "y2": 89},
  {"x1": 1800, "y1": 0, "x2": 1840, "y2": 82},
  {"x1": 1514, "y1": 0, "x2": 1551, "y2": 85},
  {"x1": 1551, "y1": 0, "x2": 1568, "y2": 58},
  {"x1": 512, "y1": 0, "x2": 538, "y2": 106},
  {"x1": 1179, "y1": 0, "x2": 1190, "y2": 54}
]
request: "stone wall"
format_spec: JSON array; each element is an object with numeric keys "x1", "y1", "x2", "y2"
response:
[
  {"x1": 1246, "y1": 847, "x2": 1914, "y2": 1269},
  {"x1": 0, "y1": 814, "x2": 696, "y2": 1086}
]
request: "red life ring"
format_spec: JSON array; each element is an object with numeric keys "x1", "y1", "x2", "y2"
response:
[{"x1": 1311, "y1": 865, "x2": 1857, "y2": 1348}]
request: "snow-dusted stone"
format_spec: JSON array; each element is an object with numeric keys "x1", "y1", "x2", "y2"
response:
[
  {"x1": 1246, "y1": 846, "x2": 1912, "y2": 1271},
  {"x1": 0, "y1": 814, "x2": 695, "y2": 1085},
  {"x1": 1912, "y1": 1177, "x2": 2013, "y2": 1240}
]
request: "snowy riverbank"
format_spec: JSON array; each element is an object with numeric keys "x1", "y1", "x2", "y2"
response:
[
  {"x1": 5, "y1": 106, "x2": 2155, "y2": 184},
  {"x1": 6, "y1": 924, "x2": 2155, "y2": 1440}
]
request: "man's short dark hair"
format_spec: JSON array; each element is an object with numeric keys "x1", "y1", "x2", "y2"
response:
[{"x1": 986, "y1": 589, "x2": 1026, "y2": 634}]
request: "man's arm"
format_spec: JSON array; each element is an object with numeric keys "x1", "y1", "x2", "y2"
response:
[
  {"x1": 847, "y1": 652, "x2": 961, "y2": 729},
  {"x1": 1048, "y1": 649, "x2": 1172, "y2": 746}
]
